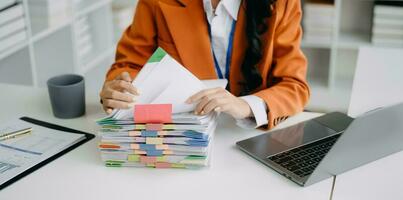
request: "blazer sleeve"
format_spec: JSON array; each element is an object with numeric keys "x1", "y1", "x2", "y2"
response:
[
  {"x1": 106, "y1": 0, "x2": 158, "y2": 81},
  {"x1": 253, "y1": 0, "x2": 310, "y2": 130}
]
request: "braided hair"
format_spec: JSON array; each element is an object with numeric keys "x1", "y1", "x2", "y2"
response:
[{"x1": 240, "y1": 0, "x2": 276, "y2": 95}]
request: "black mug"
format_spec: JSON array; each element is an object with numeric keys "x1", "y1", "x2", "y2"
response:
[{"x1": 47, "y1": 74, "x2": 85, "y2": 119}]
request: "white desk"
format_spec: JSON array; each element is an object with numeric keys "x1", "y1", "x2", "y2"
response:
[
  {"x1": 332, "y1": 151, "x2": 403, "y2": 200},
  {"x1": 0, "y1": 83, "x2": 333, "y2": 200}
]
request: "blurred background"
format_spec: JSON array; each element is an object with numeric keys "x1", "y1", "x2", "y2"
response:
[{"x1": 0, "y1": 0, "x2": 402, "y2": 113}]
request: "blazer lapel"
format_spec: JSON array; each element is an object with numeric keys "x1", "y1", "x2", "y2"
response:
[
  {"x1": 159, "y1": 0, "x2": 217, "y2": 79},
  {"x1": 229, "y1": 3, "x2": 247, "y2": 95}
]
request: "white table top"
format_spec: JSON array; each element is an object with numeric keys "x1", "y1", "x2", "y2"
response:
[
  {"x1": 332, "y1": 150, "x2": 403, "y2": 200},
  {"x1": 0, "y1": 83, "x2": 333, "y2": 200}
]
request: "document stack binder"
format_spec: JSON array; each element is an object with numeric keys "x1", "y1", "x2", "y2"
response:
[{"x1": 97, "y1": 104, "x2": 218, "y2": 169}]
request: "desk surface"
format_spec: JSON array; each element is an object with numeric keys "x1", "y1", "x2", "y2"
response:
[
  {"x1": 332, "y1": 150, "x2": 403, "y2": 200},
  {"x1": 0, "y1": 84, "x2": 333, "y2": 200}
]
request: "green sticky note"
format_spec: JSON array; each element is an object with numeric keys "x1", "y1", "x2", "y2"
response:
[
  {"x1": 105, "y1": 160, "x2": 123, "y2": 167},
  {"x1": 128, "y1": 155, "x2": 140, "y2": 162},
  {"x1": 186, "y1": 155, "x2": 206, "y2": 160},
  {"x1": 171, "y1": 163, "x2": 185, "y2": 168},
  {"x1": 147, "y1": 47, "x2": 167, "y2": 63}
]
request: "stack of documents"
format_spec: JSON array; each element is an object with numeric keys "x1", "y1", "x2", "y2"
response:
[
  {"x1": 97, "y1": 111, "x2": 218, "y2": 168},
  {"x1": 28, "y1": 0, "x2": 71, "y2": 34},
  {"x1": 372, "y1": 1, "x2": 403, "y2": 47},
  {"x1": 96, "y1": 47, "x2": 226, "y2": 168},
  {"x1": 302, "y1": 0, "x2": 335, "y2": 42},
  {"x1": 0, "y1": 2, "x2": 27, "y2": 53}
]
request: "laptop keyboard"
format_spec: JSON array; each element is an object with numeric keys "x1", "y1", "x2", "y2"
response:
[{"x1": 268, "y1": 134, "x2": 341, "y2": 178}]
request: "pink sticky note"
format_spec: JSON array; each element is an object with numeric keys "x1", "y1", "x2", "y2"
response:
[
  {"x1": 134, "y1": 104, "x2": 172, "y2": 123},
  {"x1": 140, "y1": 156, "x2": 157, "y2": 164},
  {"x1": 146, "y1": 123, "x2": 164, "y2": 131},
  {"x1": 155, "y1": 162, "x2": 172, "y2": 168}
]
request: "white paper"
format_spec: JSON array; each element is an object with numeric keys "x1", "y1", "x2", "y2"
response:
[
  {"x1": 108, "y1": 53, "x2": 228, "y2": 119},
  {"x1": 0, "y1": 120, "x2": 85, "y2": 185},
  {"x1": 348, "y1": 47, "x2": 403, "y2": 117}
]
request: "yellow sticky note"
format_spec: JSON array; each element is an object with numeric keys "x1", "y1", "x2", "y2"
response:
[
  {"x1": 134, "y1": 124, "x2": 146, "y2": 130},
  {"x1": 163, "y1": 125, "x2": 175, "y2": 130},
  {"x1": 128, "y1": 155, "x2": 140, "y2": 162},
  {"x1": 146, "y1": 137, "x2": 163, "y2": 145},
  {"x1": 171, "y1": 163, "x2": 185, "y2": 168},
  {"x1": 156, "y1": 156, "x2": 166, "y2": 162}
]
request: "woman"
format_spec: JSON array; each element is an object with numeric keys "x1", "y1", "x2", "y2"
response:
[{"x1": 100, "y1": 0, "x2": 309, "y2": 130}]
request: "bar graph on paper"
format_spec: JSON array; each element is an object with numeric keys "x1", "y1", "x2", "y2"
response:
[
  {"x1": 0, "y1": 134, "x2": 66, "y2": 174},
  {"x1": 0, "y1": 162, "x2": 19, "y2": 174}
]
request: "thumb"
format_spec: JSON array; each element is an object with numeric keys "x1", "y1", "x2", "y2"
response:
[{"x1": 121, "y1": 72, "x2": 132, "y2": 82}]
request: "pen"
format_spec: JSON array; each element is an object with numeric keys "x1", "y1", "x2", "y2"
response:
[{"x1": 0, "y1": 127, "x2": 33, "y2": 141}]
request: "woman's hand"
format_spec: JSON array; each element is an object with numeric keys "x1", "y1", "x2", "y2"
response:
[
  {"x1": 186, "y1": 87, "x2": 253, "y2": 119},
  {"x1": 100, "y1": 72, "x2": 139, "y2": 114}
]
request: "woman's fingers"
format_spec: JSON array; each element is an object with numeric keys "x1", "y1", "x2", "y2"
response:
[
  {"x1": 118, "y1": 72, "x2": 132, "y2": 82},
  {"x1": 100, "y1": 71, "x2": 140, "y2": 113},
  {"x1": 103, "y1": 99, "x2": 135, "y2": 109},
  {"x1": 186, "y1": 87, "x2": 223, "y2": 104},
  {"x1": 104, "y1": 89, "x2": 136, "y2": 103},
  {"x1": 111, "y1": 80, "x2": 139, "y2": 95},
  {"x1": 202, "y1": 97, "x2": 228, "y2": 114},
  {"x1": 194, "y1": 92, "x2": 226, "y2": 115}
]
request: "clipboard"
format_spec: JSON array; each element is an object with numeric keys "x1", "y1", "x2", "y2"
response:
[{"x1": 0, "y1": 116, "x2": 94, "y2": 190}]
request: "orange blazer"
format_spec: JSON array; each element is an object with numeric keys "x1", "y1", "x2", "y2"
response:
[{"x1": 106, "y1": 0, "x2": 310, "y2": 130}]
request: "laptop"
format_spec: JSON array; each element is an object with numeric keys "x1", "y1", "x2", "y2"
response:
[{"x1": 236, "y1": 102, "x2": 403, "y2": 186}]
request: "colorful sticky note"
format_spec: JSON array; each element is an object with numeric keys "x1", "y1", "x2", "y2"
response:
[
  {"x1": 139, "y1": 144, "x2": 157, "y2": 151},
  {"x1": 146, "y1": 150, "x2": 163, "y2": 156},
  {"x1": 134, "y1": 104, "x2": 172, "y2": 123},
  {"x1": 171, "y1": 163, "x2": 186, "y2": 168},
  {"x1": 155, "y1": 144, "x2": 169, "y2": 150},
  {"x1": 156, "y1": 156, "x2": 166, "y2": 162},
  {"x1": 140, "y1": 156, "x2": 157, "y2": 164},
  {"x1": 134, "y1": 150, "x2": 147, "y2": 155},
  {"x1": 162, "y1": 150, "x2": 173, "y2": 155},
  {"x1": 146, "y1": 137, "x2": 163, "y2": 145},
  {"x1": 128, "y1": 131, "x2": 141, "y2": 136},
  {"x1": 141, "y1": 130, "x2": 159, "y2": 137},
  {"x1": 155, "y1": 162, "x2": 171, "y2": 168},
  {"x1": 99, "y1": 143, "x2": 120, "y2": 149},
  {"x1": 146, "y1": 124, "x2": 164, "y2": 131},
  {"x1": 128, "y1": 155, "x2": 140, "y2": 162}
]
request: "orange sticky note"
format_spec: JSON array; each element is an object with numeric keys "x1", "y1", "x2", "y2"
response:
[
  {"x1": 99, "y1": 143, "x2": 120, "y2": 149},
  {"x1": 146, "y1": 137, "x2": 163, "y2": 145},
  {"x1": 134, "y1": 104, "x2": 172, "y2": 123},
  {"x1": 128, "y1": 131, "x2": 141, "y2": 136},
  {"x1": 130, "y1": 144, "x2": 140, "y2": 149}
]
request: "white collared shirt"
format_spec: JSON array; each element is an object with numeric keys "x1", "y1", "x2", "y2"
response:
[{"x1": 203, "y1": 0, "x2": 268, "y2": 128}]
